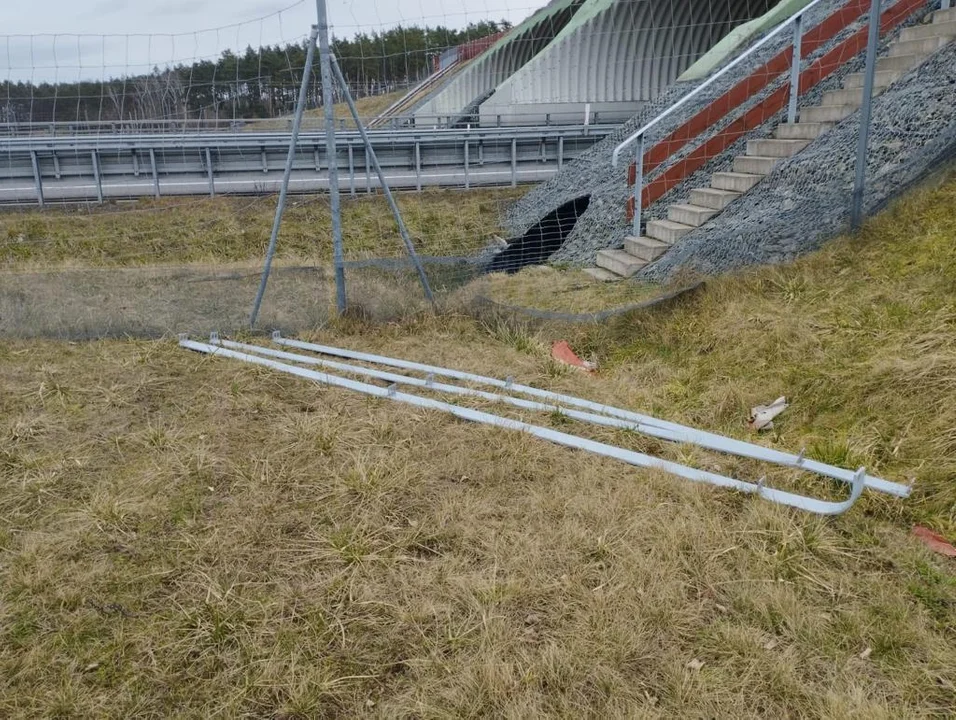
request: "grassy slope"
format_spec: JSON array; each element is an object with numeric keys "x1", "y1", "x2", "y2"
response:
[
  {"x1": 247, "y1": 91, "x2": 408, "y2": 131},
  {"x1": 0, "y1": 189, "x2": 523, "y2": 267},
  {"x1": 0, "y1": 178, "x2": 954, "y2": 716}
]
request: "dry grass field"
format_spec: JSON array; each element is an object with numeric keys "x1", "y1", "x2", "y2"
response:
[{"x1": 0, "y1": 176, "x2": 954, "y2": 717}]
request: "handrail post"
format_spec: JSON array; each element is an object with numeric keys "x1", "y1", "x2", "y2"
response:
[
  {"x1": 787, "y1": 13, "x2": 803, "y2": 124},
  {"x1": 632, "y1": 134, "x2": 644, "y2": 236}
]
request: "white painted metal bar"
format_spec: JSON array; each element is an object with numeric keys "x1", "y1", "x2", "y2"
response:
[
  {"x1": 181, "y1": 338, "x2": 866, "y2": 516},
  {"x1": 272, "y1": 333, "x2": 909, "y2": 498}
]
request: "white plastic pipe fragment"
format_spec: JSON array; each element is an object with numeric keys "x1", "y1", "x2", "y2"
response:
[
  {"x1": 180, "y1": 338, "x2": 866, "y2": 516},
  {"x1": 270, "y1": 333, "x2": 910, "y2": 498}
]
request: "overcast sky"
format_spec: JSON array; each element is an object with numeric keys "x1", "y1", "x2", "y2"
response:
[{"x1": 2, "y1": 0, "x2": 534, "y2": 82}]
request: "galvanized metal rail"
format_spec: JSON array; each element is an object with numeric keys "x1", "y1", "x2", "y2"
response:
[
  {"x1": 0, "y1": 124, "x2": 612, "y2": 205},
  {"x1": 181, "y1": 336, "x2": 869, "y2": 516},
  {"x1": 270, "y1": 332, "x2": 911, "y2": 499}
]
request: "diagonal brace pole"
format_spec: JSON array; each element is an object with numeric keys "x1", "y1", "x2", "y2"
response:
[
  {"x1": 329, "y1": 53, "x2": 435, "y2": 306},
  {"x1": 249, "y1": 25, "x2": 319, "y2": 328}
]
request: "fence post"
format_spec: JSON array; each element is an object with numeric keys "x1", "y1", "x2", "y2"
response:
[
  {"x1": 787, "y1": 13, "x2": 803, "y2": 124},
  {"x1": 851, "y1": 0, "x2": 882, "y2": 229},
  {"x1": 317, "y1": 0, "x2": 347, "y2": 314},
  {"x1": 329, "y1": 54, "x2": 435, "y2": 306}
]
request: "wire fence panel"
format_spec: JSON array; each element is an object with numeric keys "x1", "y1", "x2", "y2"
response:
[{"x1": 1, "y1": 0, "x2": 953, "y2": 337}]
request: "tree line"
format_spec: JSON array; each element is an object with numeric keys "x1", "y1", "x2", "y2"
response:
[{"x1": 0, "y1": 21, "x2": 510, "y2": 125}]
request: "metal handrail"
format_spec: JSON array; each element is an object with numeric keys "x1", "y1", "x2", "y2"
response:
[
  {"x1": 610, "y1": 0, "x2": 828, "y2": 169},
  {"x1": 611, "y1": 0, "x2": 835, "y2": 236}
]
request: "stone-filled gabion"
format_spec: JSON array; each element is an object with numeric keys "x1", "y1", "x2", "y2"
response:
[{"x1": 503, "y1": 0, "x2": 953, "y2": 280}]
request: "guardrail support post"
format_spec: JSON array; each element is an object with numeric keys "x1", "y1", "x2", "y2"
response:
[
  {"x1": 149, "y1": 148, "x2": 160, "y2": 198},
  {"x1": 91, "y1": 150, "x2": 104, "y2": 203},
  {"x1": 558, "y1": 136, "x2": 564, "y2": 170},
  {"x1": 511, "y1": 138, "x2": 517, "y2": 187},
  {"x1": 30, "y1": 151, "x2": 44, "y2": 208},
  {"x1": 632, "y1": 134, "x2": 644, "y2": 237},
  {"x1": 347, "y1": 142, "x2": 356, "y2": 196},
  {"x1": 414, "y1": 141, "x2": 422, "y2": 192},
  {"x1": 787, "y1": 13, "x2": 803, "y2": 123},
  {"x1": 205, "y1": 148, "x2": 215, "y2": 197},
  {"x1": 464, "y1": 138, "x2": 470, "y2": 190}
]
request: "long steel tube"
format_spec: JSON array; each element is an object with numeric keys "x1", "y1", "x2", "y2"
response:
[
  {"x1": 271, "y1": 333, "x2": 909, "y2": 497},
  {"x1": 181, "y1": 338, "x2": 866, "y2": 516}
]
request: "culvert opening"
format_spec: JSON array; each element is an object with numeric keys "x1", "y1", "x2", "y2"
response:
[{"x1": 488, "y1": 195, "x2": 591, "y2": 274}]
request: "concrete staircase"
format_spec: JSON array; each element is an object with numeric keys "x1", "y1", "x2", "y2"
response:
[{"x1": 592, "y1": 6, "x2": 956, "y2": 280}]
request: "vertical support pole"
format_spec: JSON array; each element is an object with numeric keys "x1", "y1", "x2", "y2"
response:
[
  {"x1": 261, "y1": 149, "x2": 268, "y2": 174},
  {"x1": 91, "y1": 150, "x2": 104, "y2": 203},
  {"x1": 414, "y1": 141, "x2": 422, "y2": 192},
  {"x1": 206, "y1": 148, "x2": 215, "y2": 197},
  {"x1": 149, "y1": 148, "x2": 160, "y2": 198},
  {"x1": 464, "y1": 138, "x2": 470, "y2": 190},
  {"x1": 851, "y1": 0, "x2": 881, "y2": 230},
  {"x1": 510, "y1": 138, "x2": 517, "y2": 187},
  {"x1": 30, "y1": 151, "x2": 44, "y2": 208},
  {"x1": 943, "y1": 0, "x2": 951, "y2": 10},
  {"x1": 558, "y1": 136, "x2": 564, "y2": 170},
  {"x1": 330, "y1": 54, "x2": 434, "y2": 305},
  {"x1": 632, "y1": 134, "x2": 644, "y2": 237},
  {"x1": 787, "y1": 14, "x2": 803, "y2": 124},
  {"x1": 348, "y1": 142, "x2": 356, "y2": 196},
  {"x1": 365, "y1": 150, "x2": 371, "y2": 194},
  {"x1": 249, "y1": 26, "x2": 319, "y2": 328},
  {"x1": 317, "y1": 0, "x2": 347, "y2": 315},
  {"x1": 132, "y1": 151, "x2": 140, "y2": 177},
  {"x1": 52, "y1": 152, "x2": 61, "y2": 180}
]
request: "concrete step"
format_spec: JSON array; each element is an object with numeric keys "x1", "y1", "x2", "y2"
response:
[
  {"x1": 775, "y1": 122, "x2": 833, "y2": 140},
  {"x1": 624, "y1": 235, "x2": 671, "y2": 262},
  {"x1": 668, "y1": 203, "x2": 718, "y2": 227},
  {"x1": 734, "y1": 155, "x2": 780, "y2": 175},
  {"x1": 747, "y1": 138, "x2": 810, "y2": 157},
  {"x1": 595, "y1": 249, "x2": 647, "y2": 278},
  {"x1": 934, "y1": 7, "x2": 956, "y2": 24},
  {"x1": 583, "y1": 266, "x2": 621, "y2": 282},
  {"x1": 646, "y1": 219, "x2": 694, "y2": 244},
  {"x1": 822, "y1": 87, "x2": 880, "y2": 106},
  {"x1": 842, "y1": 69, "x2": 901, "y2": 89},
  {"x1": 712, "y1": 171, "x2": 763, "y2": 193},
  {"x1": 876, "y1": 53, "x2": 927, "y2": 73},
  {"x1": 888, "y1": 36, "x2": 951, "y2": 57},
  {"x1": 800, "y1": 104, "x2": 857, "y2": 123},
  {"x1": 690, "y1": 187, "x2": 741, "y2": 210},
  {"x1": 900, "y1": 20, "x2": 956, "y2": 42}
]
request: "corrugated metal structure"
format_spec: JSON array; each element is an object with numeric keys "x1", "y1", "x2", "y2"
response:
[
  {"x1": 413, "y1": 0, "x2": 587, "y2": 125},
  {"x1": 414, "y1": 0, "x2": 776, "y2": 127}
]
